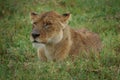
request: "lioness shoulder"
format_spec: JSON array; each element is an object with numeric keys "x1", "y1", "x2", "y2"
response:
[{"x1": 30, "y1": 11, "x2": 102, "y2": 61}]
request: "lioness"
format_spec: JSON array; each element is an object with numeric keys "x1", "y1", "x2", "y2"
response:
[{"x1": 30, "y1": 11, "x2": 102, "y2": 61}]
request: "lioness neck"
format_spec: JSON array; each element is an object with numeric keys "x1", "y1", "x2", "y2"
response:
[{"x1": 44, "y1": 25, "x2": 72, "y2": 61}]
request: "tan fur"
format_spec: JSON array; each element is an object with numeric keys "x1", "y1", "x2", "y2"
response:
[{"x1": 30, "y1": 11, "x2": 102, "y2": 62}]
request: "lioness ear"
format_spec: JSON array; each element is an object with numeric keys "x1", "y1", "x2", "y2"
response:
[
  {"x1": 30, "y1": 12, "x2": 39, "y2": 21},
  {"x1": 62, "y1": 13, "x2": 71, "y2": 23}
]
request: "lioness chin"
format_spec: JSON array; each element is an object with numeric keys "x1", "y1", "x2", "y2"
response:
[{"x1": 30, "y1": 11, "x2": 102, "y2": 62}]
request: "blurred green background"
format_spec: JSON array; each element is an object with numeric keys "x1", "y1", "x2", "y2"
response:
[{"x1": 0, "y1": 0, "x2": 120, "y2": 80}]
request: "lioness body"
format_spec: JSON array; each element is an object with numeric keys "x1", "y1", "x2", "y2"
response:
[{"x1": 30, "y1": 11, "x2": 102, "y2": 61}]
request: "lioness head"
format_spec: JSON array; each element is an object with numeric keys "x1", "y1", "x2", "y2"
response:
[{"x1": 30, "y1": 11, "x2": 71, "y2": 47}]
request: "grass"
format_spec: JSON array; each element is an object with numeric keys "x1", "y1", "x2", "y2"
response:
[{"x1": 0, "y1": 0, "x2": 120, "y2": 80}]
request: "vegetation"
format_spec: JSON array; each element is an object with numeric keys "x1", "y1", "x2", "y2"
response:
[{"x1": 0, "y1": 0, "x2": 120, "y2": 80}]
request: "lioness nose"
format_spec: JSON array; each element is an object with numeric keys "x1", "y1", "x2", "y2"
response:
[{"x1": 32, "y1": 33, "x2": 40, "y2": 39}]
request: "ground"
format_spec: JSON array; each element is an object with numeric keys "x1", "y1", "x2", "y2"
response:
[{"x1": 0, "y1": 0, "x2": 120, "y2": 80}]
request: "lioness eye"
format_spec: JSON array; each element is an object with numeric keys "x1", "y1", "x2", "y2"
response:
[
  {"x1": 44, "y1": 22, "x2": 52, "y2": 29},
  {"x1": 33, "y1": 22, "x2": 37, "y2": 25},
  {"x1": 44, "y1": 24, "x2": 49, "y2": 29}
]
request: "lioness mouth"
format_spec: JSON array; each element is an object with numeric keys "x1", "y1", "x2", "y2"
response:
[
  {"x1": 33, "y1": 40, "x2": 39, "y2": 43},
  {"x1": 32, "y1": 40, "x2": 46, "y2": 44}
]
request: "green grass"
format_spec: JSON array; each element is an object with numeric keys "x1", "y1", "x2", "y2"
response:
[{"x1": 0, "y1": 0, "x2": 120, "y2": 80}]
